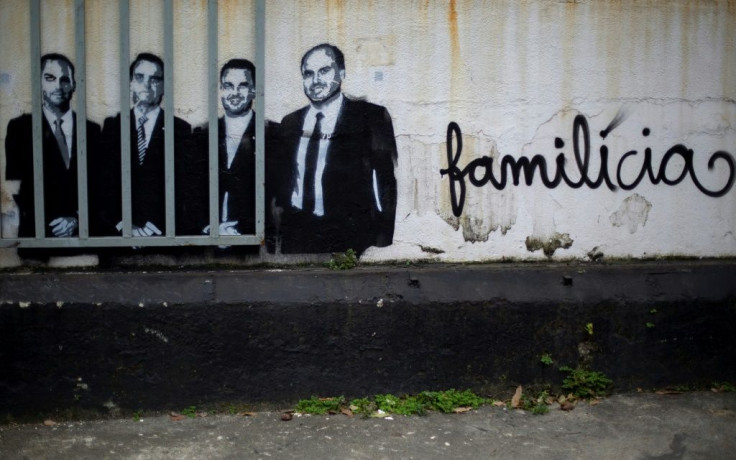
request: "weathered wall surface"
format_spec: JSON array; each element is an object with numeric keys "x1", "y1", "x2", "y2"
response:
[
  {"x1": 2, "y1": 262, "x2": 735, "y2": 418},
  {"x1": 1, "y1": 0, "x2": 734, "y2": 265}
]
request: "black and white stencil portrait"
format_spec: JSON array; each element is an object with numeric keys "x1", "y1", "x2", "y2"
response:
[
  {"x1": 5, "y1": 53, "x2": 102, "y2": 240},
  {"x1": 274, "y1": 43, "x2": 398, "y2": 255},
  {"x1": 192, "y1": 58, "x2": 280, "y2": 240},
  {"x1": 99, "y1": 52, "x2": 200, "y2": 237}
]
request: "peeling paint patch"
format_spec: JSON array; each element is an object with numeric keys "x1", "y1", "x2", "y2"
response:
[
  {"x1": 144, "y1": 327, "x2": 169, "y2": 343},
  {"x1": 610, "y1": 194, "x2": 652, "y2": 234},
  {"x1": 525, "y1": 233, "x2": 573, "y2": 257}
]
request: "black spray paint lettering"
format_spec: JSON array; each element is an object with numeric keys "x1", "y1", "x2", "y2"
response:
[{"x1": 440, "y1": 115, "x2": 735, "y2": 217}]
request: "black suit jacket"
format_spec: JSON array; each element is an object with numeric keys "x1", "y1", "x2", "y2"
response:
[
  {"x1": 192, "y1": 116, "x2": 256, "y2": 235},
  {"x1": 192, "y1": 115, "x2": 282, "y2": 239},
  {"x1": 5, "y1": 113, "x2": 102, "y2": 237},
  {"x1": 100, "y1": 109, "x2": 197, "y2": 235},
  {"x1": 277, "y1": 96, "x2": 398, "y2": 255}
]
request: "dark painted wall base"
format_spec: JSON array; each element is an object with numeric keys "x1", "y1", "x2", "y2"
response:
[{"x1": 1, "y1": 261, "x2": 735, "y2": 419}]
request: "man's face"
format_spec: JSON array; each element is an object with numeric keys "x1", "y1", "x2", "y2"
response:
[
  {"x1": 302, "y1": 49, "x2": 344, "y2": 103},
  {"x1": 41, "y1": 60, "x2": 75, "y2": 110},
  {"x1": 130, "y1": 59, "x2": 164, "y2": 107},
  {"x1": 220, "y1": 68, "x2": 255, "y2": 117}
]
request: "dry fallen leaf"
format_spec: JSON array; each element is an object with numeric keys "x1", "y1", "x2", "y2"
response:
[
  {"x1": 655, "y1": 390, "x2": 683, "y2": 395},
  {"x1": 169, "y1": 413, "x2": 186, "y2": 422},
  {"x1": 453, "y1": 406, "x2": 472, "y2": 414},
  {"x1": 560, "y1": 401, "x2": 575, "y2": 411},
  {"x1": 43, "y1": 420, "x2": 56, "y2": 426},
  {"x1": 341, "y1": 408, "x2": 354, "y2": 417},
  {"x1": 589, "y1": 398, "x2": 601, "y2": 406},
  {"x1": 281, "y1": 412, "x2": 293, "y2": 421},
  {"x1": 492, "y1": 401, "x2": 506, "y2": 407},
  {"x1": 511, "y1": 385, "x2": 523, "y2": 408}
]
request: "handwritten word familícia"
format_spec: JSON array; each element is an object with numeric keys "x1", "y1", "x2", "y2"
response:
[{"x1": 439, "y1": 116, "x2": 735, "y2": 217}]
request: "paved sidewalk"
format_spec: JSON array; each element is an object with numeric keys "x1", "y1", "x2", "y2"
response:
[{"x1": 1, "y1": 392, "x2": 735, "y2": 459}]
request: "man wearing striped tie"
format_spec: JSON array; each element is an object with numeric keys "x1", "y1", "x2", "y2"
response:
[
  {"x1": 5, "y1": 53, "x2": 102, "y2": 243},
  {"x1": 101, "y1": 53, "x2": 197, "y2": 238}
]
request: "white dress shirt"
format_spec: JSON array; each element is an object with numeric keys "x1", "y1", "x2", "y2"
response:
[
  {"x1": 221, "y1": 110, "x2": 253, "y2": 222},
  {"x1": 43, "y1": 106, "x2": 73, "y2": 158},
  {"x1": 291, "y1": 93, "x2": 343, "y2": 216}
]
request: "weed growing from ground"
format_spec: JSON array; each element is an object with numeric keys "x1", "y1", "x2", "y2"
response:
[
  {"x1": 295, "y1": 396, "x2": 346, "y2": 415},
  {"x1": 180, "y1": 406, "x2": 198, "y2": 419},
  {"x1": 540, "y1": 353, "x2": 554, "y2": 366},
  {"x1": 297, "y1": 389, "x2": 492, "y2": 417},
  {"x1": 559, "y1": 366, "x2": 612, "y2": 398},
  {"x1": 327, "y1": 249, "x2": 358, "y2": 270}
]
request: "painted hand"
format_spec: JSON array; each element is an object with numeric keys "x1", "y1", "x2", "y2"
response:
[{"x1": 49, "y1": 216, "x2": 78, "y2": 237}]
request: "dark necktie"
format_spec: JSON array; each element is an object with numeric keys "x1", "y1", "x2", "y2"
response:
[
  {"x1": 137, "y1": 115, "x2": 148, "y2": 165},
  {"x1": 54, "y1": 118, "x2": 71, "y2": 169},
  {"x1": 302, "y1": 112, "x2": 323, "y2": 214}
]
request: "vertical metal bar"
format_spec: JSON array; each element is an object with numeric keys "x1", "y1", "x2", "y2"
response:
[
  {"x1": 119, "y1": 0, "x2": 132, "y2": 238},
  {"x1": 207, "y1": 0, "x2": 219, "y2": 238},
  {"x1": 75, "y1": 0, "x2": 89, "y2": 239},
  {"x1": 30, "y1": 0, "x2": 45, "y2": 239},
  {"x1": 163, "y1": 0, "x2": 175, "y2": 237},
  {"x1": 255, "y1": 0, "x2": 265, "y2": 239}
]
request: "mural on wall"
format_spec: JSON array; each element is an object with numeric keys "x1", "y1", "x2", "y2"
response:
[
  {"x1": 193, "y1": 59, "x2": 258, "y2": 238},
  {"x1": 98, "y1": 52, "x2": 200, "y2": 237},
  {"x1": 4, "y1": 53, "x2": 102, "y2": 240},
  {"x1": 272, "y1": 44, "x2": 398, "y2": 256},
  {"x1": 191, "y1": 58, "x2": 282, "y2": 251},
  {"x1": 2, "y1": 0, "x2": 735, "y2": 265},
  {"x1": 441, "y1": 115, "x2": 736, "y2": 218},
  {"x1": 2, "y1": 45, "x2": 398, "y2": 257}
]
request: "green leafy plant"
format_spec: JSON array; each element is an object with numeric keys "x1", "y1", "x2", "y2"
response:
[
  {"x1": 420, "y1": 389, "x2": 488, "y2": 413},
  {"x1": 585, "y1": 322, "x2": 594, "y2": 336},
  {"x1": 327, "y1": 249, "x2": 358, "y2": 270},
  {"x1": 646, "y1": 322, "x2": 655, "y2": 328},
  {"x1": 300, "y1": 389, "x2": 489, "y2": 417},
  {"x1": 540, "y1": 353, "x2": 554, "y2": 366},
  {"x1": 132, "y1": 410, "x2": 143, "y2": 422},
  {"x1": 520, "y1": 390, "x2": 550, "y2": 415},
  {"x1": 296, "y1": 396, "x2": 346, "y2": 415},
  {"x1": 712, "y1": 382, "x2": 736, "y2": 392},
  {"x1": 559, "y1": 366, "x2": 612, "y2": 398},
  {"x1": 180, "y1": 406, "x2": 198, "y2": 419}
]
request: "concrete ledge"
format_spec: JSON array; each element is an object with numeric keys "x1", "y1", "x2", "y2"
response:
[{"x1": 1, "y1": 261, "x2": 735, "y2": 419}]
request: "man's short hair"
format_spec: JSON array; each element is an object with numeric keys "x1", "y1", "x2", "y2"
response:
[
  {"x1": 220, "y1": 58, "x2": 256, "y2": 85},
  {"x1": 41, "y1": 53, "x2": 75, "y2": 82},
  {"x1": 301, "y1": 44, "x2": 345, "y2": 72},
  {"x1": 129, "y1": 52, "x2": 164, "y2": 79}
]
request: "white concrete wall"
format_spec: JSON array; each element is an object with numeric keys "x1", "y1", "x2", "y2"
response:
[{"x1": 1, "y1": 0, "x2": 734, "y2": 265}]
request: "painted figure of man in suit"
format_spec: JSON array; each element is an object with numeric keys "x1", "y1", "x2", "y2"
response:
[
  {"x1": 5, "y1": 53, "x2": 101, "y2": 239},
  {"x1": 193, "y1": 59, "x2": 259, "y2": 237},
  {"x1": 276, "y1": 43, "x2": 398, "y2": 255},
  {"x1": 192, "y1": 59, "x2": 280, "y2": 248},
  {"x1": 101, "y1": 52, "x2": 196, "y2": 237}
]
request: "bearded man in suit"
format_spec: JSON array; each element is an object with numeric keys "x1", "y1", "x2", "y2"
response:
[{"x1": 276, "y1": 43, "x2": 398, "y2": 255}]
